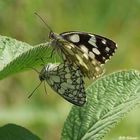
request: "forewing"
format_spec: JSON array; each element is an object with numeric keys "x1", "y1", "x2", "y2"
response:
[{"x1": 60, "y1": 31, "x2": 117, "y2": 64}]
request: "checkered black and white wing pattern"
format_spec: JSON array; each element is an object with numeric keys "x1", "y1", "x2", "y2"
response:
[
  {"x1": 49, "y1": 31, "x2": 117, "y2": 79},
  {"x1": 60, "y1": 32, "x2": 117, "y2": 64},
  {"x1": 39, "y1": 62, "x2": 86, "y2": 106}
]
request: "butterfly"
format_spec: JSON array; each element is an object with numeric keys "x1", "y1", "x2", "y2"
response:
[
  {"x1": 35, "y1": 13, "x2": 117, "y2": 79},
  {"x1": 38, "y1": 61, "x2": 86, "y2": 106},
  {"x1": 49, "y1": 31, "x2": 117, "y2": 79}
]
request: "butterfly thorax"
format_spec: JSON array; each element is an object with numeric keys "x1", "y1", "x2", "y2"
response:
[
  {"x1": 49, "y1": 32, "x2": 69, "y2": 59},
  {"x1": 39, "y1": 65, "x2": 51, "y2": 81},
  {"x1": 49, "y1": 31, "x2": 63, "y2": 41},
  {"x1": 39, "y1": 64, "x2": 59, "y2": 81}
]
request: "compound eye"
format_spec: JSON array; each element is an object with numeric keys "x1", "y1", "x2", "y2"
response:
[
  {"x1": 39, "y1": 74, "x2": 44, "y2": 81},
  {"x1": 49, "y1": 31, "x2": 54, "y2": 39}
]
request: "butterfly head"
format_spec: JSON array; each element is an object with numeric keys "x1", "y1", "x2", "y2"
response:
[
  {"x1": 39, "y1": 68, "x2": 46, "y2": 81},
  {"x1": 28, "y1": 65, "x2": 49, "y2": 98},
  {"x1": 49, "y1": 31, "x2": 55, "y2": 39},
  {"x1": 39, "y1": 65, "x2": 50, "y2": 81},
  {"x1": 49, "y1": 31, "x2": 62, "y2": 41},
  {"x1": 39, "y1": 64, "x2": 58, "y2": 81}
]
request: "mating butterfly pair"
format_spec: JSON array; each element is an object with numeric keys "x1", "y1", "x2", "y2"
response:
[
  {"x1": 35, "y1": 30, "x2": 117, "y2": 106},
  {"x1": 33, "y1": 11, "x2": 117, "y2": 106}
]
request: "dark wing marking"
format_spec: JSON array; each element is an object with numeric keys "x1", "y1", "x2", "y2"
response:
[
  {"x1": 60, "y1": 31, "x2": 117, "y2": 64},
  {"x1": 40, "y1": 62, "x2": 86, "y2": 106}
]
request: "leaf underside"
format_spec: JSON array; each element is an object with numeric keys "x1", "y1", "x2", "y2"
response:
[
  {"x1": 0, "y1": 35, "x2": 61, "y2": 80},
  {"x1": 61, "y1": 70, "x2": 140, "y2": 140}
]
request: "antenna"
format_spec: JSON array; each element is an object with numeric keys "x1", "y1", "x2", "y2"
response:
[
  {"x1": 34, "y1": 12, "x2": 53, "y2": 33},
  {"x1": 28, "y1": 81, "x2": 42, "y2": 98},
  {"x1": 43, "y1": 81, "x2": 48, "y2": 95}
]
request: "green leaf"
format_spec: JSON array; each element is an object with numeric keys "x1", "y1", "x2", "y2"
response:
[
  {"x1": 61, "y1": 70, "x2": 140, "y2": 140},
  {"x1": 0, "y1": 123, "x2": 41, "y2": 140},
  {"x1": 0, "y1": 35, "x2": 61, "y2": 80}
]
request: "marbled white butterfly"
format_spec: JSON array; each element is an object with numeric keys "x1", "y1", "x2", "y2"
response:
[
  {"x1": 36, "y1": 13, "x2": 117, "y2": 79},
  {"x1": 30, "y1": 61, "x2": 86, "y2": 106},
  {"x1": 49, "y1": 31, "x2": 117, "y2": 79}
]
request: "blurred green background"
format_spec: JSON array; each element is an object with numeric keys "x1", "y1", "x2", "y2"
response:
[{"x1": 0, "y1": 0, "x2": 140, "y2": 140}]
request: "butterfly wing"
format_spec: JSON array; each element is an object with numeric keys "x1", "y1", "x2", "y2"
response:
[
  {"x1": 49, "y1": 31, "x2": 117, "y2": 79},
  {"x1": 60, "y1": 31, "x2": 117, "y2": 64},
  {"x1": 44, "y1": 62, "x2": 86, "y2": 106},
  {"x1": 60, "y1": 31, "x2": 117, "y2": 78}
]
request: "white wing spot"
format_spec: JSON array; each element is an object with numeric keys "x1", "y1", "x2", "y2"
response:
[
  {"x1": 95, "y1": 66, "x2": 100, "y2": 72},
  {"x1": 89, "y1": 51, "x2": 95, "y2": 59},
  {"x1": 70, "y1": 44, "x2": 75, "y2": 48},
  {"x1": 69, "y1": 94, "x2": 74, "y2": 97},
  {"x1": 80, "y1": 45, "x2": 88, "y2": 53},
  {"x1": 61, "y1": 83, "x2": 70, "y2": 88},
  {"x1": 65, "y1": 45, "x2": 75, "y2": 55},
  {"x1": 51, "y1": 75, "x2": 61, "y2": 82},
  {"x1": 58, "y1": 89, "x2": 65, "y2": 94},
  {"x1": 76, "y1": 54, "x2": 88, "y2": 69},
  {"x1": 69, "y1": 34, "x2": 80, "y2": 43},
  {"x1": 101, "y1": 39, "x2": 106, "y2": 44},
  {"x1": 102, "y1": 57, "x2": 106, "y2": 60},
  {"x1": 105, "y1": 59, "x2": 109, "y2": 63},
  {"x1": 66, "y1": 45, "x2": 72, "y2": 49},
  {"x1": 73, "y1": 91, "x2": 77, "y2": 95},
  {"x1": 105, "y1": 47, "x2": 110, "y2": 52},
  {"x1": 88, "y1": 35, "x2": 98, "y2": 48},
  {"x1": 92, "y1": 48, "x2": 101, "y2": 55},
  {"x1": 92, "y1": 60, "x2": 97, "y2": 65},
  {"x1": 83, "y1": 53, "x2": 89, "y2": 60},
  {"x1": 65, "y1": 73, "x2": 71, "y2": 79},
  {"x1": 79, "y1": 93, "x2": 83, "y2": 97}
]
